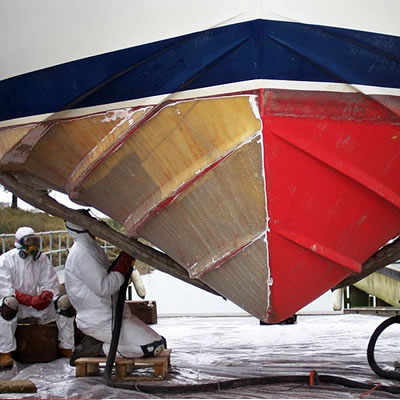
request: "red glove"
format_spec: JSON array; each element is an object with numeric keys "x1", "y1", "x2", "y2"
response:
[
  {"x1": 31, "y1": 291, "x2": 54, "y2": 311},
  {"x1": 112, "y1": 252, "x2": 135, "y2": 276},
  {"x1": 15, "y1": 290, "x2": 34, "y2": 307}
]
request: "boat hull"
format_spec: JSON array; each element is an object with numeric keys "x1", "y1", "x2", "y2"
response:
[
  {"x1": 1, "y1": 88, "x2": 399, "y2": 322},
  {"x1": 0, "y1": 1, "x2": 399, "y2": 322}
]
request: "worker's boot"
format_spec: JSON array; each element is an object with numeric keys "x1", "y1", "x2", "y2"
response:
[
  {"x1": 141, "y1": 337, "x2": 166, "y2": 358},
  {"x1": 69, "y1": 335, "x2": 105, "y2": 366},
  {"x1": 0, "y1": 352, "x2": 13, "y2": 368}
]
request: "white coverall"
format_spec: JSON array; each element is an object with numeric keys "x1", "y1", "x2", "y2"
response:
[
  {"x1": 64, "y1": 228, "x2": 162, "y2": 358},
  {"x1": 0, "y1": 249, "x2": 74, "y2": 353}
]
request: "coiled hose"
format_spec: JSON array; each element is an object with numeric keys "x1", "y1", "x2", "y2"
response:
[
  {"x1": 103, "y1": 278, "x2": 400, "y2": 395},
  {"x1": 367, "y1": 315, "x2": 400, "y2": 381}
]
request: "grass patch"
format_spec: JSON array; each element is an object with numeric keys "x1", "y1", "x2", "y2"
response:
[{"x1": 0, "y1": 202, "x2": 65, "y2": 234}]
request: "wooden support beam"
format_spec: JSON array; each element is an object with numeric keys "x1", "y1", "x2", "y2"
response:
[
  {"x1": 0, "y1": 173, "x2": 220, "y2": 297},
  {"x1": 333, "y1": 236, "x2": 400, "y2": 290},
  {"x1": 0, "y1": 380, "x2": 37, "y2": 393}
]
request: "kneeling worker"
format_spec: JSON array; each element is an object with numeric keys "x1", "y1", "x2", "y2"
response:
[
  {"x1": 0, "y1": 227, "x2": 75, "y2": 368},
  {"x1": 64, "y1": 217, "x2": 166, "y2": 366}
]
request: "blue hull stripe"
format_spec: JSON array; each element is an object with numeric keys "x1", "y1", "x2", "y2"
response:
[{"x1": 1, "y1": 19, "x2": 399, "y2": 122}]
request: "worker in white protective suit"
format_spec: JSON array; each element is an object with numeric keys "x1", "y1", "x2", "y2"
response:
[
  {"x1": 0, "y1": 227, "x2": 75, "y2": 368},
  {"x1": 64, "y1": 218, "x2": 166, "y2": 366}
]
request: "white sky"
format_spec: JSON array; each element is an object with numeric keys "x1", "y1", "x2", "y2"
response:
[
  {"x1": 1, "y1": 0, "x2": 399, "y2": 80},
  {"x1": 0, "y1": 184, "x2": 107, "y2": 218},
  {"x1": 143, "y1": 270, "x2": 334, "y2": 315}
]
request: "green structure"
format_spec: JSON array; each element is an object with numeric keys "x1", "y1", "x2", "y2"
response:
[{"x1": 353, "y1": 264, "x2": 400, "y2": 307}]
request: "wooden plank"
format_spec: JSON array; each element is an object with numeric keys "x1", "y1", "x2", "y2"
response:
[
  {"x1": 75, "y1": 349, "x2": 171, "y2": 379},
  {"x1": 75, "y1": 349, "x2": 171, "y2": 365},
  {"x1": 75, "y1": 357, "x2": 132, "y2": 364},
  {"x1": 132, "y1": 349, "x2": 171, "y2": 379},
  {"x1": 115, "y1": 363, "x2": 130, "y2": 378},
  {"x1": 0, "y1": 380, "x2": 37, "y2": 393},
  {"x1": 153, "y1": 361, "x2": 167, "y2": 378},
  {"x1": 75, "y1": 364, "x2": 87, "y2": 377},
  {"x1": 87, "y1": 363, "x2": 100, "y2": 376}
]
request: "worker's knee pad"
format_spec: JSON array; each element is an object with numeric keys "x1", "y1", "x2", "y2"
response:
[
  {"x1": 141, "y1": 338, "x2": 165, "y2": 358},
  {"x1": 54, "y1": 294, "x2": 76, "y2": 318},
  {"x1": 0, "y1": 296, "x2": 19, "y2": 321}
]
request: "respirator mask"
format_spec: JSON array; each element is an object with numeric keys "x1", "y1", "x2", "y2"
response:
[{"x1": 17, "y1": 234, "x2": 41, "y2": 260}]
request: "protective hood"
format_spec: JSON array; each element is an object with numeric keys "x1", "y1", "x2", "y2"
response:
[
  {"x1": 65, "y1": 209, "x2": 94, "y2": 240},
  {"x1": 65, "y1": 221, "x2": 88, "y2": 234},
  {"x1": 14, "y1": 227, "x2": 35, "y2": 248},
  {"x1": 66, "y1": 224, "x2": 100, "y2": 254}
]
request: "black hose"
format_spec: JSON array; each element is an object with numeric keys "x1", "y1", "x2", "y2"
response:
[
  {"x1": 367, "y1": 315, "x2": 400, "y2": 381},
  {"x1": 103, "y1": 266, "x2": 132, "y2": 385},
  {"x1": 106, "y1": 252, "x2": 123, "y2": 274},
  {"x1": 133, "y1": 373, "x2": 400, "y2": 395},
  {"x1": 102, "y1": 280, "x2": 400, "y2": 394},
  {"x1": 105, "y1": 368, "x2": 400, "y2": 395}
]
